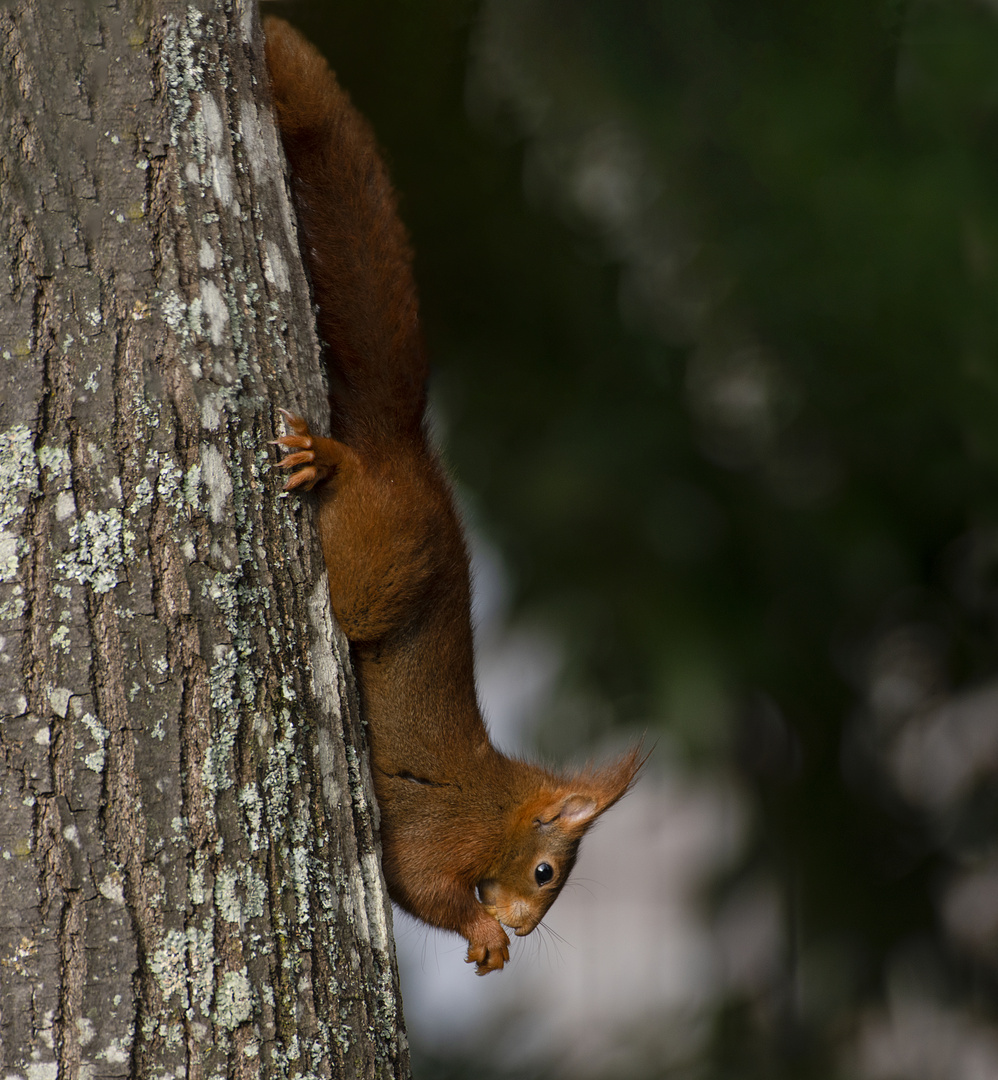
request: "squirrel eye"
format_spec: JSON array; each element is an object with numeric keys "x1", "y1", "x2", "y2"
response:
[{"x1": 534, "y1": 862, "x2": 554, "y2": 886}]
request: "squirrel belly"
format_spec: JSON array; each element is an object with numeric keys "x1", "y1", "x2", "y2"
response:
[{"x1": 265, "y1": 17, "x2": 643, "y2": 975}]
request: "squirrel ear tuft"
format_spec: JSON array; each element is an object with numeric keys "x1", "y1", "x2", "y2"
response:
[
  {"x1": 606, "y1": 744, "x2": 647, "y2": 794},
  {"x1": 533, "y1": 744, "x2": 649, "y2": 831},
  {"x1": 583, "y1": 743, "x2": 649, "y2": 812}
]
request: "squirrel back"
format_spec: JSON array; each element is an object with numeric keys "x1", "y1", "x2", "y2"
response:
[
  {"x1": 264, "y1": 15, "x2": 427, "y2": 451},
  {"x1": 265, "y1": 17, "x2": 644, "y2": 975}
]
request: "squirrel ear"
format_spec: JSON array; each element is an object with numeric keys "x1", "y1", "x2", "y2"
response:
[
  {"x1": 535, "y1": 793, "x2": 597, "y2": 830},
  {"x1": 555, "y1": 793, "x2": 599, "y2": 827},
  {"x1": 534, "y1": 744, "x2": 648, "y2": 831}
]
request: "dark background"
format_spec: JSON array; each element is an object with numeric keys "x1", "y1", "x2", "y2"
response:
[{"x1": 267, "y1": 2, "x2": 998, "y2": 1077}]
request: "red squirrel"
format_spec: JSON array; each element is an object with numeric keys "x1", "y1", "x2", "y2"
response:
[{"x1": 264, "y1": 17, "x2": 643, "y2": 975}]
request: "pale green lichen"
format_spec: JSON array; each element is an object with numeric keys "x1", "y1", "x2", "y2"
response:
[
  {"x1": 57, "y1": 509, "x2": 127, "y2": 594},
  {"x1": 237, "y1": 783, "x2": 264, "y2": 853},
  {"x1": 149, "y1": 924, "x2": 216, "y2": 1018},
  {"x1": 160, "y1": 291, "x2": 189, "y2": 336},
  {"x1": 162, "y1": 7, "x2": 207, "y2": 149},
  {"x1": 139, "y1": 1008, "x2": 183, "y2": 1050},
  {"x1": 187, "y1": 294, "x2": 204, "y2": 337},
  {"x1": 205, "y1": 644, "x2": 239, "y2": 790},
  {"x1": 187, "y1": 924, "x2": 215, "y2": 1015},
  {"x1": 240, "y1": 864, "x2": 266, "y2": 920},
  {"x1": 155, "y1": 456, "x2": 184, "y2": 511},
  {"x1": 148, "y1": 930, "x2": 188, "y2": 1002},
  {"x1": 78, "y1": 712, "x2": 108, "y2": 773},
  {"x1": 0, "y1": 530, "x2": 22, "y2": 582},
  {"x1": 126, "y1": 392, "x2": 161, "y2": 433},
  {"x1": 128, "y1": 476, "x2": 154, "y2": 514},
  {"x1": 0, "y1": 582, "x2": 26, "y2": 620},
  {"x1": 262, "y1": 722, "x2": 298, "y2": 841},
  {"x1": 203, "y1": 570, "x2": 243, "y2": 635},
  {"x1": 84, "y1": 745, "x2": 106, "y2": 774},
  {"x1": 215, "y1": 970, "x2": 253, "y2": 1030},
  {"x1": 252, "y1": 444, "x2": 272, "y2": 483},
  {"x1": 183, "y1": 462, "x2": 202, "y2": 509},
  {"x1": 37, "y1": 443, "x2": 70, "y2": 481},
  {"x1": 291, "y1": 843, "x2": 310, "y2": 928},
  {"x1": 188, "y1": 855, "x2": 207, "y2": 905},
  {"x1": 0, "y1": 425, "x2": 39, "y2": 530},
  {"x1": 214, "y1": 866, "x2": 241, "y2": 925}
]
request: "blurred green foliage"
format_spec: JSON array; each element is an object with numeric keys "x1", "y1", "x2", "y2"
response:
[{"x1": 272, "y1": 1, "x2": 998, "y2": 1075}]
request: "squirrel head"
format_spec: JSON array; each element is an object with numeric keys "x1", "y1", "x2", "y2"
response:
[{"x1": 477, "y1": 746, "x2": 645, "y2": 936}]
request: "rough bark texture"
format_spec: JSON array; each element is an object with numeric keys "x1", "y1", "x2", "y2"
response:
[{"x1": 0, "y1": 2, "x2": 410, "y2": 1078}]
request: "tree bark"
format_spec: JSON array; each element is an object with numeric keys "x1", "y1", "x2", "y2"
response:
[{"x1": 0, "y1": 2, "x2": 410, "y2": 1078}]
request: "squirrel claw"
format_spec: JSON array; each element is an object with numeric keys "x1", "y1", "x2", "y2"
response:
[
  {"x1": 273, "y1": 408, "x2": 338, "y2": 490},
  {"x1": 283, "y1": 466, "x2": 320, "y2": 491},
  {"x1": 277, "y1": 407, "x2": 310, "y2": 435},
  {"x1": 276, "y1": 449, "x2": 317, "y2": 469}
]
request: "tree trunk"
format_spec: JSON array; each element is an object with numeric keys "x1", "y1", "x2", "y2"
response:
[{"x1": 0, "y1": 2, "x2": 410, "y2": 1078}]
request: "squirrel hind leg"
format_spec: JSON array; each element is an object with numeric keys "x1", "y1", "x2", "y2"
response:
[{"x1": 272, "y1": 409, "x2": 353, "y2": 491}]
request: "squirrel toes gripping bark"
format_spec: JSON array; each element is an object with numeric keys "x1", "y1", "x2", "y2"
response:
[{"x1": 264, "y1": 17, "x2": 643, "y2": 975}]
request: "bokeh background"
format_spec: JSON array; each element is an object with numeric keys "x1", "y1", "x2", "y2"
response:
[{"x1": 268, "y1": 2, "x2": 998, "y2": 1077}]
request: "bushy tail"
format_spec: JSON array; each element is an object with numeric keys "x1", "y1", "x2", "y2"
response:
[{"x1": 264, "y1": 17, "x2": 428, "y2": 449}]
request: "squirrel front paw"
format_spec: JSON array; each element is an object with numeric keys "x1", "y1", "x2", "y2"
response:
[
  {"x1": 272, "y1": 408, "x2": 341, "y2": 491},
  {"x1": 465, "y1": 919, "x2": 510, "y2": 976}
]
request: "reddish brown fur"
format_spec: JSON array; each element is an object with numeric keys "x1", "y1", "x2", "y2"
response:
[
  {"x1": 264, "y1": 16, "x2": 426, "y2": 448},
  {"x1": 266, "y1": 18, "x2": 643, "y2": 974}
]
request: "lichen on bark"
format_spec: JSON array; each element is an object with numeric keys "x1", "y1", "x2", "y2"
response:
[{"x1": 0, "y1": 3, "x2": 409, "y2": 1078}]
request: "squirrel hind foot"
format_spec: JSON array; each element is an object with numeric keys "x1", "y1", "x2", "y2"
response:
[{"x1": 272, "y1": 409, "x2": 348, "y2": 490}]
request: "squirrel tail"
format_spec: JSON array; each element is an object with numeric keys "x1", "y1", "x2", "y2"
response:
[{"x1": 264, "y1": 16, "x2": 428, "y2": 450}]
